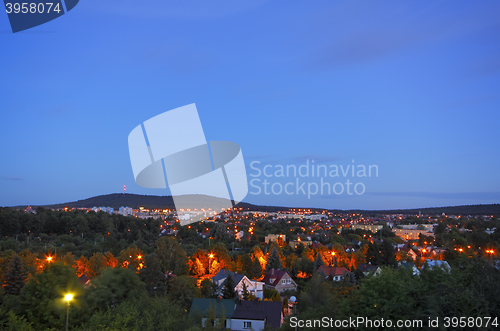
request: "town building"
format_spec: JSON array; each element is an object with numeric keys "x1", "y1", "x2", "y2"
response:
[
  {"x1": 262, "y1": 269, "x2": 297, "y2": 293},
  {"x1": 351, "y1": 224, "x2": 383, "y2": 233},
  {"x1": 231, "y1": 299, "x2": 283, "y2": 331},
  {"x1": 392, "y1": 228, "x2": 435, "y2": 240},
  {"x1": 212, "y1": 269, "x2": 264, "y2": 300},
  {"x1": 317, "y1": 265, "x2": 351, "y2": 281},
  {"x1": 265, "y1": 234, "x2": 286, "y2": 245}
]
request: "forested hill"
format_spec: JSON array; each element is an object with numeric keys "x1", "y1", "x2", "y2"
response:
[
  {"x1": 10, "y1": 193, "x2": 498, "y2": 216},
  {"x1": 43, "y1": 193, "x2": 176, "y2": 210},
  {"x1": 36, "y1": 193, "x2": 286, "y2": 212}
]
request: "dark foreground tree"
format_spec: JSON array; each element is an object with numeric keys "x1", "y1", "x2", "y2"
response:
[
  {"x1": 221, "y1": 275, "x2": 237, "y2": 299},
  {"x1": 265, "y1": 247, "x2": 282, "y2": 272},
  {"x1": 87, "y1": 267, "x2": 146, "y2": 312},
  {"x1": 200, "y1": 278, "x2": 218, "y2": 298},
  {"x1": 139, "y1": 254, "x2": 167, "y2": 297},
  {"x1": 2, "y1": 254, "x2": 28, "y2": 295},
  {"x1": 249, "y1": 258, "x2": 263, "y2": 279},
  {"x1": 21, "y1": 262, "x2": 87, "y2": 330},
  {"x1": 79, "y1": 296, "x2": 195, "y2": 331}
]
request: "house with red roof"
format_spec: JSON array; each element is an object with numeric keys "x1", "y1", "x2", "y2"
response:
[
  {"x1": 317, "y1": 265, "x2": 351, "y2": 282},
  {"x1": 262, "y1": 269, "x2": 297, "y2": 293}
]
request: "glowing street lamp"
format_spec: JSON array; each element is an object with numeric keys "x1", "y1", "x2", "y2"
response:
[
  {"x1": 64, "y1": 294, "x2": 73, "y2": 331},
  {"x1": 46, "y1": 256, "x2": 53, "y2": 262}
]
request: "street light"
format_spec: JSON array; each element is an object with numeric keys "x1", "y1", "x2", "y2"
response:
[
  {"x1": 64, "y1": 294, "x2": 73, "y2": 331},
  {"x1": 290, "y1": 296, "x2": 297, "y2": 331}
]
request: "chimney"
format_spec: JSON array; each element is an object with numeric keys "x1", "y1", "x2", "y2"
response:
[{"x1": 271, "y1": 269, "x2": 274, "y2": 275}]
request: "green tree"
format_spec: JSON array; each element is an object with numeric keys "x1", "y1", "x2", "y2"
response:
[
  {"x1": 221, "y1": 275, "x2": 237, "y2": 299},
  {"x1": 1, "y1": 311, "x2": 34, "y2": 331},
  {"x1": 165, "y1": 275, "x2": 200, "y2": 309},
  {"x1": 87, "y1": 267, "x2": 146, "y2": 312},
  {"x1": 242, "y1": 282, "x2": 251, "y2": 300},
  {"x1": 139, "y1": 254, "x2": 167, "y2": 297},
  {"x1": 200, "y1": 279, "x2": 218, "y2": 298},
  {"x1": 270, "y1": 290, "x2": 281, "y2": 302},
  {"x1": 2, "y1": 254, "x2": 28, "y2": 295},
  {"x1": 211, "y1": 243, "x2": 232, "y2": 271},
  {"x1": 20, "y1": 262, "x2": 87, "y2": 330},
  {"x1": 236, "y1": 254, "x2": 253, "y2": 275},
  {"x1": 264, "y1": 288, "x2": 281, "y2": 301},
  {"x1": 265, "y1": 247, "x2": 282, "y2": 272},
  {"x1": 79, "y1": 296, "x2": 194, "y2": 331},
  {"x1": 249, "y1": 258, "x2": 263, "y2": 279},
  {"x1": 87, "y1": 252, "x2": 108, "y2": 278},
  {"x1": 156, "y1": 237, "x2": 188, "y2": 275},
  {"x1": 380, "y1": 240, "x2": 397, "y2": 266},
  {"x1": 365, "y1": 243, "x2": 382, "y2": 265},
  {"x1": 313, "y1": 253, "x2": 324, "y2": 271}
]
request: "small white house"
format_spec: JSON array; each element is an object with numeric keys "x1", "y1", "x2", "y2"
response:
[{"x1": 213, "y1": 269, "x2": 264, "y2": 300}]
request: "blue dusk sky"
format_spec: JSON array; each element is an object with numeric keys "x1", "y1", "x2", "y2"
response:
[{"x1": 1, "y1": 0, "x2": 499, "y2": 210}]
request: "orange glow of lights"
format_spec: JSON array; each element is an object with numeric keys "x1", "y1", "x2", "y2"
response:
[
  {"x1": 46, "y1": 256, "x2": 53, "y2": 262},
  {"x1": 209, "y1": 254, "x2": 214, "y2": 259}
]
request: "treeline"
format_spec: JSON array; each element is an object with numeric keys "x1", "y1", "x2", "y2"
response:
[
  {"x1": 0, "y1": 207, "x2": 163, "y2": 257},
  {"x1": 0, "y1": 207, "x2": 162, "y2": 239}
]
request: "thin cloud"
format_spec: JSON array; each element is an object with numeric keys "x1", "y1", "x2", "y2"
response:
[
  {"x1": 366, "y1": 191, "x2": 500, "y2": 200},
  {"x1": 0, "y1": 176, "x2": 23, "y2": 181}
]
